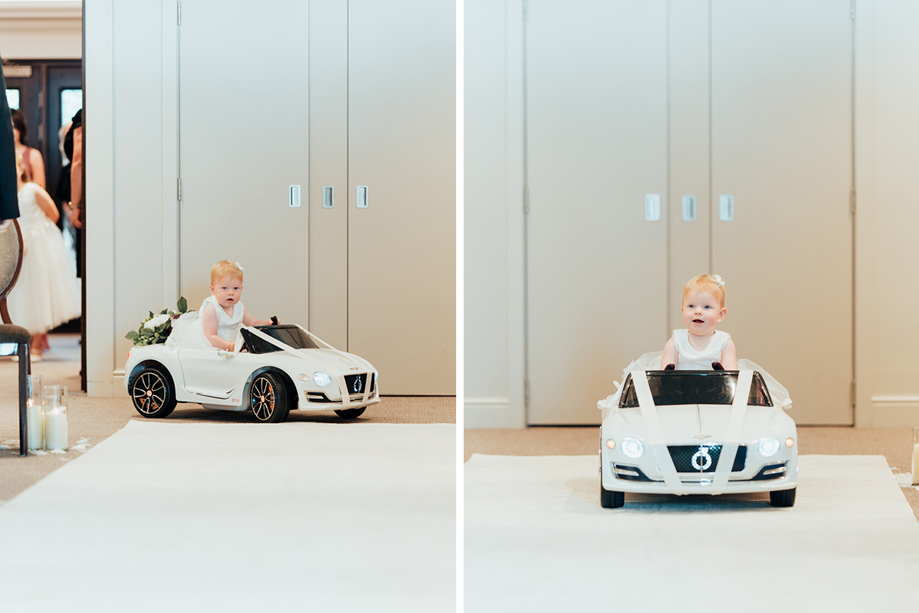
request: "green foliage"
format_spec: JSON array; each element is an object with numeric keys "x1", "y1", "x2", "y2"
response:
[{"x1": 126, "y1": 297, "x2": 190, "y2": 346}]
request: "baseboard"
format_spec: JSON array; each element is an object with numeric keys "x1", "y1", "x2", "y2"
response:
[
  {"x1": 464, "y1": 397, "x2": 525, "y2": 429},
  {"x1": 870, "y1": 396, "x2": 919, "y2": 427}
]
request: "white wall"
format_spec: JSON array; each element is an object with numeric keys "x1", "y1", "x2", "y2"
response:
[
  {"x1": 860, "y1": 0, "x2": 919, "y2": 425},
  {"x1": 465, "y1": 0, "x2": 919, "y2": 428},
  {"x1": 0, "y1": 1, "x2": 82, "y2": 59},
  {"x1": 464, "y1": 0, "x2": 525, "y2": 427}
]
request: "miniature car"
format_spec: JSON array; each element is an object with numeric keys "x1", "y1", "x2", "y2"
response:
[
  {"x1": 598, "y1": 368, "x2": 797, "y2": 508},
  {"x1": 125, "y1": 324, "x2": 380, "y2": 423}
]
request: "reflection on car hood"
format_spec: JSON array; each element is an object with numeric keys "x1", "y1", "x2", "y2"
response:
[
  {"x1": 295, "y1": 348, "x2": 369, "y2": 372},
  {"x1": 618, "y1": 405, "x2": 779, "y2": 443}
]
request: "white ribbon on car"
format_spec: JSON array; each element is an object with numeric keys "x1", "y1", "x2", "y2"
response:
[
  {"x1": 710, "y1": 369, "x2": 754, "y2": 495},
  {"x1": 632, "y1": 370, "x2": 686, "y2": 495}
]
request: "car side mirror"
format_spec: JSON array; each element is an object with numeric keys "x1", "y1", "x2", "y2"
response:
[
  {"x1": 217, "y1": 350, "x2": 233, "y2": 358},
  {"x1": 780, "y1": 398, "x2": 792, "y2": 411}
]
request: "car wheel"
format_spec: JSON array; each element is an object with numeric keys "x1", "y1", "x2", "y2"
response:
[
  {"x1": 129, "y1": 366, "x2": 177, "y2": 418},
  {"x1": 334, "y1": 407, "x2": 366, "y2": 419},
  {"x1": 600, "y1": 487, "x2": 624, "y2": 509},
  {"x1": 249, "y1": 372, "x2": 290, "y2": 423},
  {"x1": 769, "y1": 487, "x2": 796, "y2": 508}
]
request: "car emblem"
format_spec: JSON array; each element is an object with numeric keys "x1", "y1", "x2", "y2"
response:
[
  {"x1": 691, "y1": 447, "x2": 713, "y2": 471},
  {"x1": 350, "y1": 367, "x2": 359, "y2": 371},
  {"x1": 353, "y1": 377, "x2": 363, "y2": 393},
  {"x1": 692, "y1": 434, "x2": 712, "y2": 440}
]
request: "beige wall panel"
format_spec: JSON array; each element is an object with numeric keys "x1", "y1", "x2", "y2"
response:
[
  {"x1": 668, "y1": 0, "x2": 711, "y2": 329},
  {"x1": 308, "y1": 0, "x2": 349, "y2": 349},
  {"x1": 113, "y1": 0, "x2": 165, "y2": 366},
  {"x1": 711, "y1": 0, "x2": 852, "y2": 424},
  {"x1": 464, "y1": 0, "x2": 510, "y2": 405},
  {"x1": 178, "y1": 0, "x2": 309, "y2": 325},
  {"x1": 347, "y1": 0, "x2": 456, "y2": 394},
  {"x1": 870, "y1": 2, "x2": 919, "y2": 398},
  {"x1": 526, "y1": 0, "x2": 669, "y2": 425}
]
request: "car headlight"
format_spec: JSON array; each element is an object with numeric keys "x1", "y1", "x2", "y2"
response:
[
  {"x1": 758, "y1": 436, "x2": 781, "y2": 458},
  {"x1": 621, "y1": 437, "x2": 645, "y2": 459},
  {"x1": 313, "y1": 372, "x2": 332, "y2": 387}
]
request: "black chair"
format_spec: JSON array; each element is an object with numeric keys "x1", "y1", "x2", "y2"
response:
[{"x1": 0, "y1": 220, "x2": 32, "y2": 457}]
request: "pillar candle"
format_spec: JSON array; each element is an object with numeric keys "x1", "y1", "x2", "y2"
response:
[
  {"x1": 27, "y1": 400, "x2": 42, "y2": 450},
  {"x1": 44, "y1": 410, "x2": 68, "y2": 451}
]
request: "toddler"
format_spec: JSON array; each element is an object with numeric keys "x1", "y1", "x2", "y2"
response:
[
  {"x1": 167, "y1": 260, "x2": 273, "y2": 351},
  {"x1": 660, "y1": 274, "x2": 738, "y2": 370},
  {"x1": 201, "y1": 260, "x2": 273, "y2": 351}
]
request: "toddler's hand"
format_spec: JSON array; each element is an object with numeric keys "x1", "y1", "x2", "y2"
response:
[{"x1": 228, "y1": 342, "x2": 235, "y2": 352}]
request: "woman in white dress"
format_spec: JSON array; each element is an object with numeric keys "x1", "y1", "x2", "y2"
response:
[{"x1": 6, "y1": 154, "x2": 81, "y2": 360}]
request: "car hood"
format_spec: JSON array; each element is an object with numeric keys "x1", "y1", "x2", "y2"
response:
[
  {"x1": 292, "y1": 348, "x2": 373, "y2": 374},
  {"x1": 617, "y1": 404, "x2": 780, "y2": 444}
]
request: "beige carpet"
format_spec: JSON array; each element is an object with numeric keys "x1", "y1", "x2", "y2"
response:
[
  {"x1": 0, "y1": 420, "x2": 455, "y2": 611},
  {"x1": 466, "y1": 426, "x2": 919, "y2": 520},
  {"x1": 466, "y1": 454, "x2": 919, "y2": 612},
  {"x1": 1, "y1": 334, "x2": 455, "y2": 501}
]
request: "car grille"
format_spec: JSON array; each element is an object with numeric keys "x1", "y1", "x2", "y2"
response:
[
  {"x1": 667, "y1": 445, "x2": 747, "y2": 473},
  {"x1": 344, "y1": 373, "x2": 374, "y2": 395}
]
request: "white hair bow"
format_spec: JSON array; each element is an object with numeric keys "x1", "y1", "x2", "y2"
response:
[
  {"x1": 235, "y1": 261, "x2": 245, "y2": 272},
  {"x1": 713, "y1": 274, "x2": 724, "y2": 287}
]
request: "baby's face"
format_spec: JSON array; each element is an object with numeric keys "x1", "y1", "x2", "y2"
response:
[
  {"x1": 681, "y1": 289, "x2": 726, "y2": 337},
  {"x1": 210, "y1": 275, "x2": 243, "y2": 309}
]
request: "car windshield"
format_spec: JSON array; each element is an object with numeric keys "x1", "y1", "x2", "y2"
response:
[
  {"x1": 618, "y1": 371, "x2": 773, "y2": 408},
  {"x1": 241, "y1": 325, "x2": 322, "y2": 354}
]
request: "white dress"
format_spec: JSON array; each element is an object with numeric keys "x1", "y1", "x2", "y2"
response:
[
  {"x1": 671, "y1": 329, "x2": 731, "y2": 370},
  {"x1": 166, "y1": 295, "x2": 244, "y2": 350},
  {"x1": 6, "y1": 183, "x2": 81, "y2": 334}
]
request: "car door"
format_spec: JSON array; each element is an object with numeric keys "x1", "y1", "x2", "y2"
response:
[{"x1": 178, "y1": 348, "x2": 250, "y2": 400}]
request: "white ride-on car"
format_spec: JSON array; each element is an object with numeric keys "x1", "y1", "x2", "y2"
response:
[
  {"x1": 598, "y1": 363, "x2": 797, "y2": 509},
  {"x1": 126, "y1": 324, "x2": 380, "y2": 423}
]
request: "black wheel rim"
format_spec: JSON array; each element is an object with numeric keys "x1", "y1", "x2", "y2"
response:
[
  {"x1": 250, "y1": 376, "x2": 275, "y2": 421},
  {"x1": 133, "y1": 371, "x2": 166, "y2": 415}
]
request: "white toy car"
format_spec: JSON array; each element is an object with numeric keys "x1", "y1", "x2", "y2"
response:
[
  {"x1": 125, "y1": 324, "x2": 380, "y2": 423},
  {"x1": 599, "y1": 368, "x2": 797, "y2": 508}
]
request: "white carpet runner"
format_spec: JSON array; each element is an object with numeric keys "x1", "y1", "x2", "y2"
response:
[
  {"x1": 466, "y1": 454, "x2": 919, "y2": 612},
  {"x1": 0, "y1": 420, "x2": 455, "y2": 612}
]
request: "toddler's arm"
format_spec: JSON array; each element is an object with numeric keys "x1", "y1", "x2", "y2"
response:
[
  {"x1": 242, "y1": 308, "x2": 273, "y2": 327},
  {"x1": 721, "y1": 339, "x2": 738, "y2": 370},
  {"x1": 201, "y1": 304, "x2": 234, "y2": 351},
  {"x1": 660, "y1": 337, "x2": 677, "y2": 370}
]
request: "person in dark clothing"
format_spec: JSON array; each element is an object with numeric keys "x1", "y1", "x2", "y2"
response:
[{"x1": 0, "y1": 57, "x2": 21, "y2": 224}]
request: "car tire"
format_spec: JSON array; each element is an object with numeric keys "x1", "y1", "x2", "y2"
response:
[
  {"x1": 600, "y1": 487, "x2": 625, "y2": 509},
  {"x1": 129, "y1": 366, "x2": 177, "y2": 418},
  {"x1": 249, "y1": 372, "x2": 290, "y2": 423},
  {"x1": 334, "y1": 407, "x2": 366, "y2": 419},
  {"x1": 769, "y1": 487, "x2": 796, "y2": 508}
]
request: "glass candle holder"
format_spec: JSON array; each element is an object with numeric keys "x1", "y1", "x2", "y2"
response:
[
  {"x1": 42, "y1": 385, "x2": 68, "y2": 451},
  {"x1": 913, "y1": 427, "x2": 919, "y2": 486},
  {"x1": 26, "y1": 375, "x2": 43, "y2": 450}
]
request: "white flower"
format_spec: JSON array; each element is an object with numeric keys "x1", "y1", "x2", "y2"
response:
[{"x1": 144, "y1": 313, "x2": 171, "y2": 330}]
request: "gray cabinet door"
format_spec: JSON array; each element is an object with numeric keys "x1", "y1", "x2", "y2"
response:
[
  {"x1": 710, "y1": 0, "x2": 853, "y2": 424},
  {"x1": 178, "y1": 0, "x2": 310, "y2": 323},
  {"x1": 525, "y1": 0, "x2": 670, "y2": 424},
  {"x1": 347, "y1": 0, "x2": 456, "y2": 395}
]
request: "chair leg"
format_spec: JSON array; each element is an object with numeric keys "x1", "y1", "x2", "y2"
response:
[{"x1": 18, "y1": 343, "x2": 29, "y2": 457}]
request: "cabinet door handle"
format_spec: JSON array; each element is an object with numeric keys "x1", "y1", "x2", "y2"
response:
[
  {"x1": 289, "y1": 185, "x2": 301, "y2": 208},
  {"x1": 682, "y1": 195, "x2": 697, "y2": 222},
  {"x1": 719, "y1": 195, "x2": 734, "y2": 221},
  {"x1": 357, "y1": 185, "x2": 369, "y2": 209},
  {"x1": 644, "y1": 194, "x2": 660, "y2": 221},
  {"x1": 323, "y1": 186, "x2": 334, "y2": 209}
]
